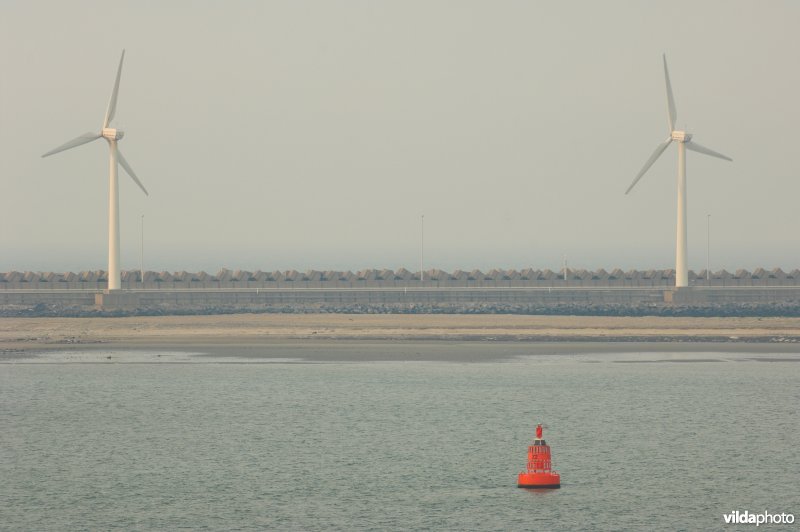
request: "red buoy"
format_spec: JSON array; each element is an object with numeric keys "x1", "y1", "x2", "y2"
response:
[{"x1": 517, "y1": 423, "x2": 561, "y2": 489}]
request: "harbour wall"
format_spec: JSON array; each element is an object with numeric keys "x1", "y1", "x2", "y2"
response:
[
  {"x1": 3, "y1": 269, "x2": 800, "y2": 314},
  {"x1": 2, "y1": 287, "x2": 800, "y2": 315}
]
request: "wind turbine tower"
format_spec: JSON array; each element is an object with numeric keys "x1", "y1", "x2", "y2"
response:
[
  {"x1": 625, "y1": 54, "x2": 732, "y2": 288},
  {"x1": 42, "y1": 50, "x2": 148, "y2": 291}
]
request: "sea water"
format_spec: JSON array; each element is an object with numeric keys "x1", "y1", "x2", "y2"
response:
[{"x1": 1, "y1": 348, "x2": 798, "y2": 531}]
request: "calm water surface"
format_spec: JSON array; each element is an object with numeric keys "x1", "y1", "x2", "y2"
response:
[{"x1": 1, "y1": 348, "x2": 798, "y2": 531}]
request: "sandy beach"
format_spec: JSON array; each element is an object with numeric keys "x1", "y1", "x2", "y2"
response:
[{"x1": 2, "y1": 314, "x2": 800, "y2": 361}]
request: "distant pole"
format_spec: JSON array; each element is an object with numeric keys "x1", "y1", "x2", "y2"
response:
[
  {"x1": 706, "y1": 214, "x2": 710, "y2": 283},
  {"x1": 420, "y1": 214, "x2": 425, "y2": 283},
  {"x1": 140, "y1": 214, "x2": 144, "y2": 287},
  {"x1": 563, "y1": 255, "x2": 567, "y2": 282}
]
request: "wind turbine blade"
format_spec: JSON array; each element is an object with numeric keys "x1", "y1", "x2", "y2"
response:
[
  {"x1": 103, "y1": 50, "x2": 125, "y2": 128},
  {"x1": 625, "y1": 137, "x2": 673, "y2": 194},
  {"x1": 663, "y1": 54, "x2": 677, "y2": 132},
  {"x1": 685, "y1": 140, "x2": 733, "y2": 162},
  {"x1": 117, "y1": 149, "x2": 148, "y2": 196},
  {"x1": 41, "y1": 132, "x2": 101, "y2": 158}
]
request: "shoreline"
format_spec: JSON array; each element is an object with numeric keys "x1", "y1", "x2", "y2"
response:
[
  {"x1": 4, "y1": 341, "x2": 800, "y2": 364},
  {"x1": 4, "y1": 341, "x2": 800, "y2": 363},
  {"x1": 2, "y1": 314, "x2": 800, "y2": 361}
]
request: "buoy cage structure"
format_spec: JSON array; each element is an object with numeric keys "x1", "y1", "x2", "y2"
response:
[{"x1": 517, "y1": 423, "x2": 561, "y2": 489}]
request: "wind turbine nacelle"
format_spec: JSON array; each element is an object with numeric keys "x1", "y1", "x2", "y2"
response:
[
  {"x1": 102, "y1": 128, "x2": 125, "y2": 140},
  {"x1": 671, "y1": 131, "x2": 691, "y2": 142}
]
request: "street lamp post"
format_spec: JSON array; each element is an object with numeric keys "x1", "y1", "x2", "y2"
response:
[
  {"x1": 706, "y1": 214, "x2": 711, "y2": 283},
  {"x1": 420, "y1": 214, "x2": 424, "y2": 283},
  {"x1": 140, "y1": 214, "x2": 144, "y2": 287}
]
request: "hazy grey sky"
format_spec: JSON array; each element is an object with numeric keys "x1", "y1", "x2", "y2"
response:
[{"x1": 1, "y1": 1, "x2": 798, "y2": 273}]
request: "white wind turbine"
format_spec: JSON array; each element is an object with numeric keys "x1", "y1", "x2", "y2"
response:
[
  {"x1": 42, "y1": 50, "x2": 148, "y2": 291},
  {"x1": 626, "y1": 54, "x2": 732, "y2": 288}
]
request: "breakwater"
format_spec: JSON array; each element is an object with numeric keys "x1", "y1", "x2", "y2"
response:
[
  {"x1": 3, "y1": 267, "x2": 800, "y2": 290},
  {"x1": 3, "y1": 269, "x2": 800, "y2": 316}
]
